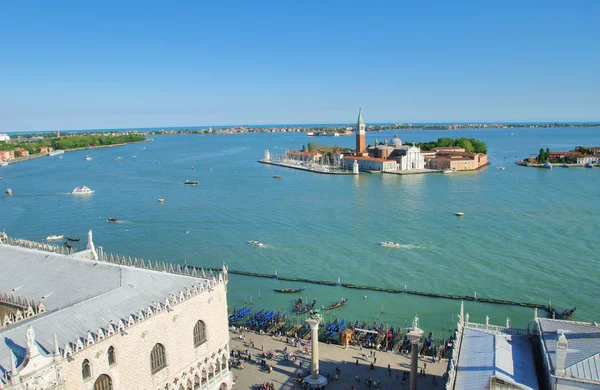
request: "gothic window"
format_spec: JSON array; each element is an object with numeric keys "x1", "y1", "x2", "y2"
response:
[
  {"x1": 193, "y1": 320, "x2": 207, "y2": 347},
  {"x1": 82, "y1": 359, "x2": 91, "y2": 380},
  {"x1": 150, "y1": 343, "x2": 167, "y2": 373},
  {"x1": 93, "y1": 374, "x2": 113, "y2": 390},
  {"x1": 107, "y1": 346, "x2": 116, "y2": 366}
]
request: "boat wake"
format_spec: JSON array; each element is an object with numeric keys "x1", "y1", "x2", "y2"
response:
[{"x1": 380, "y1": 242, "x2": 423, "y2": 250}]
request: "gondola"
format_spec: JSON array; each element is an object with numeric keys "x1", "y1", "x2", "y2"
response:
[
  {"x1": 296, "y1": 298, "x2": 317, "y2": 314},
  {"x1": 548, "y1": 307, "x2": 576, "y2": 319},
  {"x1": 64, "y1": 242, "x2": 72, "y2": 249},
  {"x1": 274, "y1": 287, "x2": 304, "y2": 293},
  {"x1": 323, "y1": 298, "x2": 348, "y2": 310},
  {"x1": 184, "y1": 180, "x2": 199, "y2": 185},
  {"x1": 66, "y1": 236, "x2": 80, "y2": 242},
  {"x1": 107, "y1": 218, "x2": 119, "y2": 223}
]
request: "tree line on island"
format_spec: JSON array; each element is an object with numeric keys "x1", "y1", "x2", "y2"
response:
[{"x1": 0, "y1": 134, "x2": 146, "y2": 155}]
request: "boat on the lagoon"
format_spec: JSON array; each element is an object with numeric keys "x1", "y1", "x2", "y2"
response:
[
  {"x1": 274, "y1": 287, "x2": 304, "y2": 293},
  {"x1": 456, "y1": 212, "x2": 465, "y2": 217},
  {"x1": 107, "y1": 218, "x2": 119, "y2": 223},
  {"x1": 64, "y1": 242, "x2": 72, "y2": 249},
  {"x1": 66, "y1": 236, "x2": 80, "y2": 242},
  {"x1": 544, "y1": 161, "x2": 552, "y2": 169},
  {"x1": 48, "y1": 150, "x2": 64, "y2": 156},
  {"x1": 115, "y1": 156, "x2": 123, "y2": 161},
  {"x1": 6, "y1": 188, "x2": 12, "y2": 195},
  {"x1": 273, "y1": 175, "x2": 282, "y2": 179},
  {"x1": 323, "y1": 298, "x2": 348, "y2": 311},
  {"x1": 46, "y1": 235, "x2": 64, "y2": 241},
  {"x1": 562, "y1": 163, "x2": 569, "y2": 168},
  {"x1": 85, "y1": 156, "x2": 93, "y2": 161},
  {"x1": 496, "y1": 166, "x2": 506, "y2": 170},
  {"x1": 184, "y1": 180, "x2": 199, "y2": 185},
  {"x1": 296, "y1": 298, "x2": 317, "y2": 314},
  {"x1": 585, "y1": 162, "x2": 594, "y2": 168},
  {"x1": 72, "y1": 186, "x2": 95, "y2": 195},
  {"x1": 548, "y1": 307, "x2": 576, "y2": 320},
  {"x1": 380, "y1": 241, "x2": 401, "y2": 248},
  {"x1": 248, "y1": 240, "x2": 264, "y2": 247},
  {"x1": 442, "y1": 168, "x2": 456, "y2": 174},
  {"x1": 0, "y1": 161, "x2": 8, "y2": 167},
  {"x1": 158, "y1": 198, "x2": 165, "y2": 203}
]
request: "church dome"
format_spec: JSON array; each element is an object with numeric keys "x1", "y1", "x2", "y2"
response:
[{"x1": 390, "y1": 134, "x2": 402, "y2": 147}]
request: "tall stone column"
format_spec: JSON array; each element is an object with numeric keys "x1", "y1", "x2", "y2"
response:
[
  {"x1": 407, "y1": 316, "x2": 424, "y2": 390},
  {"x1": 304, "y1": 312, "x2": 328, "y2": 388}
]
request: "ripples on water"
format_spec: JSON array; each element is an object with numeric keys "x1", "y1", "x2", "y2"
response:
[{"x1": 1, "y1": 128, "x2": 599, "y2": 330}]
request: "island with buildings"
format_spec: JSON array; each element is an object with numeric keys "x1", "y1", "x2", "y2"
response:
[
  {"x1": 260, "y1": 109, "x2": 489, "y2": 175},
  {"x1": 518, "y1": 146, "x2": 600, "y2": 168}
]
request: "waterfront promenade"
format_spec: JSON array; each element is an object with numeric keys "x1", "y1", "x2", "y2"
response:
[
  {"x1": 258, "y1": 159, "x2": 357, "y2": 175},
  {"x1": 229, "y1": 330, "x2": 447, "y2": 389}
]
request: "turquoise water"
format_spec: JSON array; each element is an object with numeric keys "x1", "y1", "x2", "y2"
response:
[{"x1": 1, "y1": 127, "x2": 599, "y2": 337}]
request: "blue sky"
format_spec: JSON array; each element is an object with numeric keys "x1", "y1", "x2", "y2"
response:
[{"x1": 1, "y1": 0, "x2": 599, "y2": 131}]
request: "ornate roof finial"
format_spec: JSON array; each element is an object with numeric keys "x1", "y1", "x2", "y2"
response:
[
  {"x1": 54, "y1": 331, "x2": 60, "y2": 357},
  {"x1": 9, "y1": 350, "x2": 19, "y2": 383},
  {"x1": 358, "y1": 108, "x2": 364, "y2": 124}
]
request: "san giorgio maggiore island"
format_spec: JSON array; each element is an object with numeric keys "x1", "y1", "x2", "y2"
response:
[{"x1": 259, "y1": 109, "x2": 489, "y2": 175}]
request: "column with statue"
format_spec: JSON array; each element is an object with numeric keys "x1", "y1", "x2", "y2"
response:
[
  {"x1": 304, "y1": 311, "x2": 328, "y2": 388},
  {"x1": 407, "y1": 315, "x2": 424, "y2": 390}
]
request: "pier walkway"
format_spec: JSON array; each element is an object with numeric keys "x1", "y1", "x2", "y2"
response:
[
  {"x1": 258, "y1": 159, "x2": 357, "y2": 175},
  {"x1": 229, "y1": 329, "x2": 447, "y2": 389}
]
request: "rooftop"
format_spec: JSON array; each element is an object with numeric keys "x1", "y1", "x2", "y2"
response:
[
  {"x1": 0, "y1": 244, "x2": 211, "y2": 376},
  {"x1": 343, "y1": 156, "x2": 390, "y2": 162},
  {"x1": 538, "y1": 318, "x2": 600, "y2": 382}
]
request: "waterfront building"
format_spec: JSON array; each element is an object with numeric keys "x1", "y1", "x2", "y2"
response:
[
  {"x1": 576, "y1": 156, "x2": 599, "y2": 164},
  {"x1": 536, "y1": 317, "x2": 600, "y2": 389},
  {"x1": 39, "y1": 146, "x2": 53, "y2": 155},
  {"x1": 0, "y1": 150, "x2": 14, "y2": 161},
  {"x1": 0, "y1": 134, "x2": 10, "y2": 143},
  {"x1": 12, "y1": 147, "x2": 29, "y2": 158},
  {"x1": 285, "y1": 150, "x2": 323, "y2": 163},
  {"x1": 426, "y1": 151, "x2": 488, "y2": 171},
  {"x1": 0, "y1": 232, "x2": 233, "y2": 390}
]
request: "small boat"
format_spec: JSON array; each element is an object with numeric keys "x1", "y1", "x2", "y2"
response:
[
  {"x1": 6, "y1": 188, "x2": 12, "y2": 195},
  {"x1": 48, "y1": 150, "x2": 64, "y2": 156},
  {"x1": 543, "y1": 161, "x2": 552, "y2": 169},
  {"x1": 562, "y1": 163, "x2": 569, "y2": 168},
  {"x1": 297, "y1": 299, "x2": 317, "y2": 314},
  {"x1": 72, "y1": 186, "x2": 95, "y2": 195},
  {"x1": 107, "y1": 218, "x2": 119, "y2": 223},
  {"x1": 46, "y1": 235, "x2": 64, "y2": 241},
  {"x1": 380, "y1": 241, "x2": 401, "y2": 248},
  {"x1": 272, "y1": 175, "x2": 282, "y2": 179},
  {"x1": 85, "y1": 156, "x2": 93, "y2": 161},
  {"x1": 323, "y1": 298, "x2": 348, "y2": 310},
  {"x1": 496, "y1": 166, "x2": 506, "y2": 170},
  {"x1": 64, "y1": 242, "x2": 72, "y2": 249},
  {"x1": 274, "y1": 287, "x2": 304, "y2": 293},
  {"x1": 585, "y1": 162, "x2": 594, "y2": 168},
  {"x1": 115, "y1": 156, "x2": 123, "y2": 161},
  {"x1": 0, "y1": 161, "x2": 9, "y2": 167},
  {"x1": 132, "y1": 155, "x2": 137, "y2": 158},
  {"x1": 58, "y1": 156, "x2": 63, "y2": 159},
  {"x1": 184, "y1": 180, "x2": 199, "y2": 185},
  {"x1": 248, "y1": 240, "x2": 264, "y2": 247},
  {"x1": 66, "y1": 236, "x2": 80, "y2": 242},
  {"x1": 548, "y1": 307, "x2": 576, "y2": 319},
  {"x1": 442, "y1": 168, "x2": 456, "y2": 174},
  {"x1": 158, "y1": 198, "x2": 165, "y2": 203},
  {"x1": 456, "y1": 212, "x2": 464, "y2": 217}
]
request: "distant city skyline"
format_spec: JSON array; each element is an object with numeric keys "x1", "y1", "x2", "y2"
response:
[{"x1": 1, "y1": 0, "x2": 598, "y2": 132}]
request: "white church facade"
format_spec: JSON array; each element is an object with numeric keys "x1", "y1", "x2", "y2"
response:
[{"x1": 0, "y1": 232, "x2": 233, "y2": 390}]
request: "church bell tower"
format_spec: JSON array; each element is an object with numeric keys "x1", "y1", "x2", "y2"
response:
[{"x1": 355, "y1": 108, "x2": 366, "y2": 155}]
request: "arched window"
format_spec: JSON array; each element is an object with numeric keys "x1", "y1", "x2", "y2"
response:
[
  {"x1": 150, "y1": 343, "x2": 167, "y2": 373},
  {"x1": 193, "y1": 320, "x2": 207, "y2": 347},
  {"x1": 82, "y1": 359, "x2": 91, "y2": 380},
  {"x1": 94, "y1": 374, "x2": 113, "y2": 390},
  {"x1": 107, "y1": 346, "x2": 116, "y2": 366}
]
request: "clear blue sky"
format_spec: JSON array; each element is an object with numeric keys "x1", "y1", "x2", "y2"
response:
[{"x1": 1, "y1": 0, "x2": 598, "y2": 131}]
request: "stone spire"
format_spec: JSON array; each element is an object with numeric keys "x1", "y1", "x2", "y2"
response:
[
  {"x1": 555, "y1": 332, "x2": 568, "y2": 376},
  {"x1": 358, "y1": 108, "x2": 364, "y2": 124},
  {"x1": 53, "y1": 331, "x2": 61, "y2": 358},
  {"x1": 9, "y1": 350, "x2": 20, "y2": 384}
]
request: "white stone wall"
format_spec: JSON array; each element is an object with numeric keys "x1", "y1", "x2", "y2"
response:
[{"x1": 61, "y1": 282, "x2": 232, "y2": 390}]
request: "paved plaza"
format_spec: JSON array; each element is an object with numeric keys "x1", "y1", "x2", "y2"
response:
[{"x1": 228, "y1": 330, "x2": 448, "y2": 390}]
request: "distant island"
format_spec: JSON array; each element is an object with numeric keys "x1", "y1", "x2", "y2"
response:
[{"x1": 517, "y1": 146, "x2": 599, "y2": 168}]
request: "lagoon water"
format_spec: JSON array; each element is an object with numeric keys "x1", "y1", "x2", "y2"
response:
[{"x1": 1, "y1": 127, "x2": 599, "y2": 338}]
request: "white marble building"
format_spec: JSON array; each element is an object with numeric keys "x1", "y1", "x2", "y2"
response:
[
  {"x1": 0, "y1": 232, "x2": 233, "y2": 390},
  {"x1": 393, "y1": 145, "x2": 426, "y2": 170}
]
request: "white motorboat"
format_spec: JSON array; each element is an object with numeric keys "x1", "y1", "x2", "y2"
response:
[
  {"x1": 115, "y1": 156, "x2": 123, "y2": 160},
  {"x1": 48, "y1": 150, "x2": 65, "y2": 156},
  {"x1": 46, "y1": 235, "x2": 64, "y2": 241},
  {"x1": 85, "y1": 156, "x2": 93, "y2": 161},
  {"x1": 0, "y1": 161, "x2": 8, "y2": 167},
  {"x1": 442, "y1": 168, "x2": 456, "y2": 174},
  {"x1": 496, "y1": 166, "x2": 506, "y2": 170},
  {"x1": 248, "y1": 240, "x2": 265, "y2": 247},
  {"x1": 72, "y1": 186, "x2": 95, "y2": 195},
  {"x1": 380, "y1": 241, "x2": 401, "y2": 248}
]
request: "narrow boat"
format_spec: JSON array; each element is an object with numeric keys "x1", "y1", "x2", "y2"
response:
[
  {"x1": 158, "y1": 199, "x2": 165, "y2": 203},
  {"x1": 107, "y1": 218, "x2": 119, "y2": 223},
  {"x1": 64, "y1": 242, "x2": 72, "y2": 249},
  {"x1": 496, "y1": 166, "x2": 506, "y2": 170},
  {"x1": 548, "y1": 307, "x2": 576, "y2": 319},
  {"x1": 184, "y1": 180, "x2": 199, "y2": 185},
  {"x1": 297, "y1": 299, "x2": 317, "y2": 314},
  {"x1": 456, "y1": 212, "x2": 464, "y2": 217},
  {"x1": 323, "y1": 298, "x2": 348, "y2": 310},
  {"x1": 274, "y1": 287, "x2": 304, "y2": 293},
  {"x1": 72, "y1": 186, "x2": 95, "y2": 195},
  {"x1": 248, "y1": 240, "x2": 264, "y2": 247},
  {"x1": 272, "y1": 175, "x2": 282, "y2": 179},
  {"x1": 6, "y1": 188, "x2": 12, "y2": 195},
  {"x1": 46, "y1": 235, "x2": 64, "y2": 241},
  {"x1": 380, "y1": 241, "x2": 401, "y2": 248},
  {"x1": 66, "y1": 236, "x2": 80, "y2": 242}
]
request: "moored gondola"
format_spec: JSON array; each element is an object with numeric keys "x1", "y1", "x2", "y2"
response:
[
  {"x1": 274, "y1": 287, "x2": 304, "y2": 293},
  {"x1": 66, "y1": 236, "x2": 80, "y2": 242},
  {"x1": 549, "y1": 306, "x2": 576, "y2": 319}
]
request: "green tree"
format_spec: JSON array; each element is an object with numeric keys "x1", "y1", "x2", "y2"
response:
[
  {"x1": 454, "y1": 138, "x2": 474, "y2": 152},
  {"x1": 538, "y1": 148, "x2": 545, "y2": 163},
  {"x1": 437, "y1": 138, "x2": 454, "y2": 147},
  {"x1": 301, "y1": 145, "x2": 306, "y2": 152}
]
